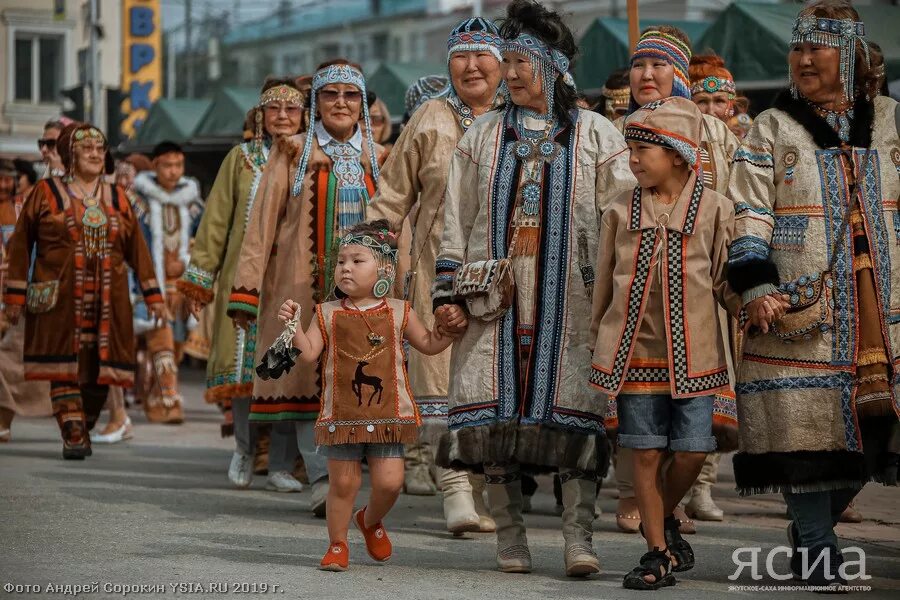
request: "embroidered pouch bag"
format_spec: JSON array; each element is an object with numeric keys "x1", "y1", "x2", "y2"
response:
[
  {"x1": 772, "y1": 272, "x2": 834, "y2": 341},
  {"x1": 26, "y1": 280, "x2": 60, "y2": 314},
  {"x1": 452, "y1": 259, "x2": 515, "y2": 322}
]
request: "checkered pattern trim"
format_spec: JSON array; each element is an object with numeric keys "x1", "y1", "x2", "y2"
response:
[
  {"x1": 665, "y1": 230, "x2": 730, "y2": 395},
  {"x1": 589, "y1": 229, "x2": 657, "y2": 393}
]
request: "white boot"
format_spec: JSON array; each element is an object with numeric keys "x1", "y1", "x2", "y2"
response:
[
  {"x1": 470, "y1": 473, "x2": 496, "y2": 532},
  {"x1": 439, "y1": 467, "x2": 481, "y2": 534},
  {"x1": 561, "y1": 474, "x2": 600, "y2": 577},
  {"x1": 685, "y1": 453, "x2": 724, "y2": 521},
  {"x1": 485, "y1": 470, "x2": 531, "y2": 573}
]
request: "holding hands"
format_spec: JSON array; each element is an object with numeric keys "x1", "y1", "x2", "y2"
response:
[
  {"x1": 743, "y1": 293, "x2": 791, "y2": 334},
  {"x1": 435, "y1": 304, "x2": 469, "y2": 337}
]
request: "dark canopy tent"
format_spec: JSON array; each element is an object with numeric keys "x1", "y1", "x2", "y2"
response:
[
  {"x1": 122, "y1": 99, "x2": 211, "y2": 152},
  {"x1": 367, "y1": 62, "x2": 447, "y2": 119},
  {"x1": 695, "y1": 2, "x2": 900, "y2": 109},
  {"x1": 574, "y1": 17, "x2": 710, "y2": 93},
  {"x1": 191, "y1": 87, "x2": 260, "y2": 141}
]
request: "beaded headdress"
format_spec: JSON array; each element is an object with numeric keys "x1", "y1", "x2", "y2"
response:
[
  {"x1": 630, "y1": 30, "x2": 692, "y2": 113},
  {"x1": 690, "y1": 76, "x2": 736, "y2": 98},
  {"x1": 252, "y1": 83, "x2": 304, "y2": 152},
  {"x1": 291, "y1": 64, "x2": 380, "y2": 198},
  {"x1": 339, "y1": 229, "x2": 398, "y2": 299},
  {"x1": 624, "y1": 97, "x2": 703, "y2": 176},
  {"x1": 503, "y1": 33, "x2": 576, "y2": 120},
  {"x1": 59, "y1": 123, "x2": 110, "y2": 178},
  {"x1": 447, "y1": 17, "x2": 504, "y2": 63},
  {"x1": 601, "y1": 85, "x2": 631, "y2": 120},
  {"x1": 789, "y1": 14, "x2": 869, "y2": 102},
  {"x1": 405, "y1": 75, "x2": 450, "y2": 117}
]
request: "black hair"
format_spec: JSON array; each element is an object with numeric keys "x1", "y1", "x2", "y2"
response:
[
  {"x1": 13, "y1": 158, "x2": 38, "y2": 185},
  {"x1": 499, "y1": 0, "x2": 579, "y2": 124},
  {"x1": 152, "y1": 141, "x2": 183, "y2": 159}
]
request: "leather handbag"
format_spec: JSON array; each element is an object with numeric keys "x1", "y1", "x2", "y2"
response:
[{"x1": 452, "y1": 259, "x2": 515, "y2": 322}]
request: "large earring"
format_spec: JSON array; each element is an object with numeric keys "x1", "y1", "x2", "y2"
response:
[{"x1": 373, "y1": 267, "x2": 393, "y2": 299}]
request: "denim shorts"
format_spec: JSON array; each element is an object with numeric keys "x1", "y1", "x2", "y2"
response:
[
  {"x1": 317, "y1": 443, "x2": 405, "y2": 461},
  {"x1": 617, "y1": 394, "x2": 716, "y2": 452}
]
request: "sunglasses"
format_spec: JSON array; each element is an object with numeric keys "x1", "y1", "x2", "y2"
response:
[
  {"x1": 38, "y1": 138, "x2": 57, "y2": 150},
  {"x1": 369, "y1": 115, "x2": 386, "y2": 125},
  {"x1": 319, "y1": 89, "x2": 363, "y2": 104}
]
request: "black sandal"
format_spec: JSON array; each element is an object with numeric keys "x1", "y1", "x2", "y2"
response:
[
  {"x1": 664, "y1": 514, "x2": 695, "y2": 572},
  {"x1": 623, "y1": 548, "x2": 677, "y2": 590}
]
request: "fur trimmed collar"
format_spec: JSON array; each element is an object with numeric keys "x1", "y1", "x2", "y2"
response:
[
  {"x1": 773, "y1": 90, "x2": 874, "y2": 149},
  {"x1": 133, "y1": 171, "x2": 201, "y2": 206}
]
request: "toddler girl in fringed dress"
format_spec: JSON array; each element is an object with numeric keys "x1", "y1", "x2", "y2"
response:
[{"x1": 277, "y1": 220, "x2": 460, "y2": 571}]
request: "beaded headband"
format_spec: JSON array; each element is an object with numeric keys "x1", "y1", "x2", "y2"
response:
[
  {"x1": 790, "y1": 14, "x2": 869, "y2": 102},
  {"x1": 258, "y1": 84, "x2": 303, "y2": 107},
  {"x1": 73, "y1": 127, "x2": 106, "y2": 143},
  {"x1": 291, "y1": 64, "x2": 380, "y2": 198},
  {"x1": 447, "y1": 17, "x2": 504, "y2": 63},
  {"x1": 405, "y1": 75, "x2": 450, "y2": 116},
  {"x1": 339, "y1": 231, "x2": 399, "y2": 265},
  {"x1": 690, "y1": 76, "x2": 736, "y2": 98},
  {"x1": 503, "y1": 33, "x2": 575, "y2": 120},
  {"x1": 631, "y1": 30, "x2": 692, "y2": 108}
]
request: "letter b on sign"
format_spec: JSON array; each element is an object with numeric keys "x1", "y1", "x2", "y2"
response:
[{"x1": 130, "y1": 7, "x2": 155, "y2": 37}]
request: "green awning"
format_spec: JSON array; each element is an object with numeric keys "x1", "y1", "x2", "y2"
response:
[
  {"x1": 131, "y1": 99, "x2": 211, "y2": 146},
  {"x1": 367, "y1": 62, "x2": 447, "y2": 118},
  {"x1": 192, "y1": 87, "x2": 260, "y2": 139},
  {"x1": 575, "y1": 17, "x2": 710, "y2": 92},
  {"x1": 695, "y1": 2, "x2": 900, "y2": 84}
]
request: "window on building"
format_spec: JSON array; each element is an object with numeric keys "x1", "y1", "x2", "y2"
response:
[
  {"x1": 14, "y1": 34, "x2": 64, "y2": 104},
  {"x1": 371, "y1": 33, "x2": 388, "y2": 61}
]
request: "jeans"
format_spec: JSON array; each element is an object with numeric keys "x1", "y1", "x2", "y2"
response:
[{"x1": 783, "y1": 487, "x2": 860, "y2": 549}]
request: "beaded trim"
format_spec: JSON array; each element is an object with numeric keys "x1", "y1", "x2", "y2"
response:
[
  {"x1": 624, "y1": 124, "x2": 700, "y2": 174},
  {"x1": 447, "y1": 17, "x2": 503, "y2": 62}
]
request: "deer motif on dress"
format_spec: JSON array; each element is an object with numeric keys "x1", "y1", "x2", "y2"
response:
[{"x1": 352, "y1": 360, "x2": 383, "y2": 406}]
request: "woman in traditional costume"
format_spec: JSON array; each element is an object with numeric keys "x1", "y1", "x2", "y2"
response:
[
  {"x1": 609, "y1": 26, "x2": 742, "y2": 535},
  {"x1": 178, "y1": 78, "x2": 308, "y2": 491},
  {"x1": 726, "y1": 1, "x2": 899, "y2": 588},
  {"x1": 366, "y1": 16, "x2": 504, "y2": 534},
  {"x1": 433, "y1": 0, "x2": 634, "y2": 576},
  {"x1": 0, "y1": 159, "x2": 51, "y2": 443},
  {"x1": 227, "y1": 61, "x2": 385, "y2": 515},
  {"x1": 3, "y1": 122, "x2": 163, "y2": 459}
]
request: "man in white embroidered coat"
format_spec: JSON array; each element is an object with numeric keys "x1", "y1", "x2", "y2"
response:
[{"x1": 133, "y1": 142, "x2": 203, "y2": 424}]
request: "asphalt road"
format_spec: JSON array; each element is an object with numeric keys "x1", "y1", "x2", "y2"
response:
[{"x1": 1, "y1": 366, "x2": 898, "y2": 599}]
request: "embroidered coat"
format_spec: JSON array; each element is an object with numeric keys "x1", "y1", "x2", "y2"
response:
[
  {"x1": 366, "y1": 98, "x2": 470, "y2": 436},
  {"x1": 315, "y1": 298, "x2": 419, "y2": 445},
  {"x1": 177, "y1": 143, "x2": 268, "y2": 405},
  {"x1": 726, "y1": 92, "x2": 900, "y2": 495},
  {"x1": 589, "y1": 175, "x2": 741, "y2": 398},
  {"x1": 434, "y1": 107, "x2": 635, "y2": 474},
  {"x1": 610, "y1": 110, "x2": 742, "y2": 450},
  {"x1": 3, "y1": 179, "x2": 162, "y2": 386},
  {"x1": 228, "y1": 133, "x2": 384, "y2": 423},
  {"x1": 1, "y1": 193, "x2": 51, "y2": 417}
]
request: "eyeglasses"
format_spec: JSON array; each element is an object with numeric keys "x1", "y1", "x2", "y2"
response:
[
  {"x1": 38, "y1": 138, "x2": 57, "y2": 150},
  {"x1": 263, "y1": 102, "x2": 301, "y2": 116},
  {"x1": 319, "y1": 89, "x2": 363, "y2": 104},
  {"x1": 369, "y1": 115, "x2": 386, "y2": 125}
]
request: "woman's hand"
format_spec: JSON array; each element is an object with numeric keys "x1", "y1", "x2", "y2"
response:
[
  {"x1": 188, "y1": 298, "x2": 206, "y2": 319},
  {"x1": 278, "y1": 300, "x2": 301, "y2": 323},
  {"x1": 743, "y1": 294, "x2": 790, "y2": 334},
  {"x1": 4, "y1": 305, "x2": 22, "y2": 327},
  {"x1": 148, "y1": 302, "x2": 168, "y2": 326}
]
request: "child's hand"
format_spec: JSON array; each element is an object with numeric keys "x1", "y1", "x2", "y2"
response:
[
  {"x1": 278, "y1": 299, "x2": 301, "y2": 323},
  {"x1": 436, "y1": 304, "x2": 468, "y2": 334}
]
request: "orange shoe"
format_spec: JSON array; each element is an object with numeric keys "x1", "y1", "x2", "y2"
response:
[
  {"x1": 318, "y1": 541, "x2": 348, "y2": 572},
  {"x1": 354, "y1": 507, "x2": 392, "y2": 562}
]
